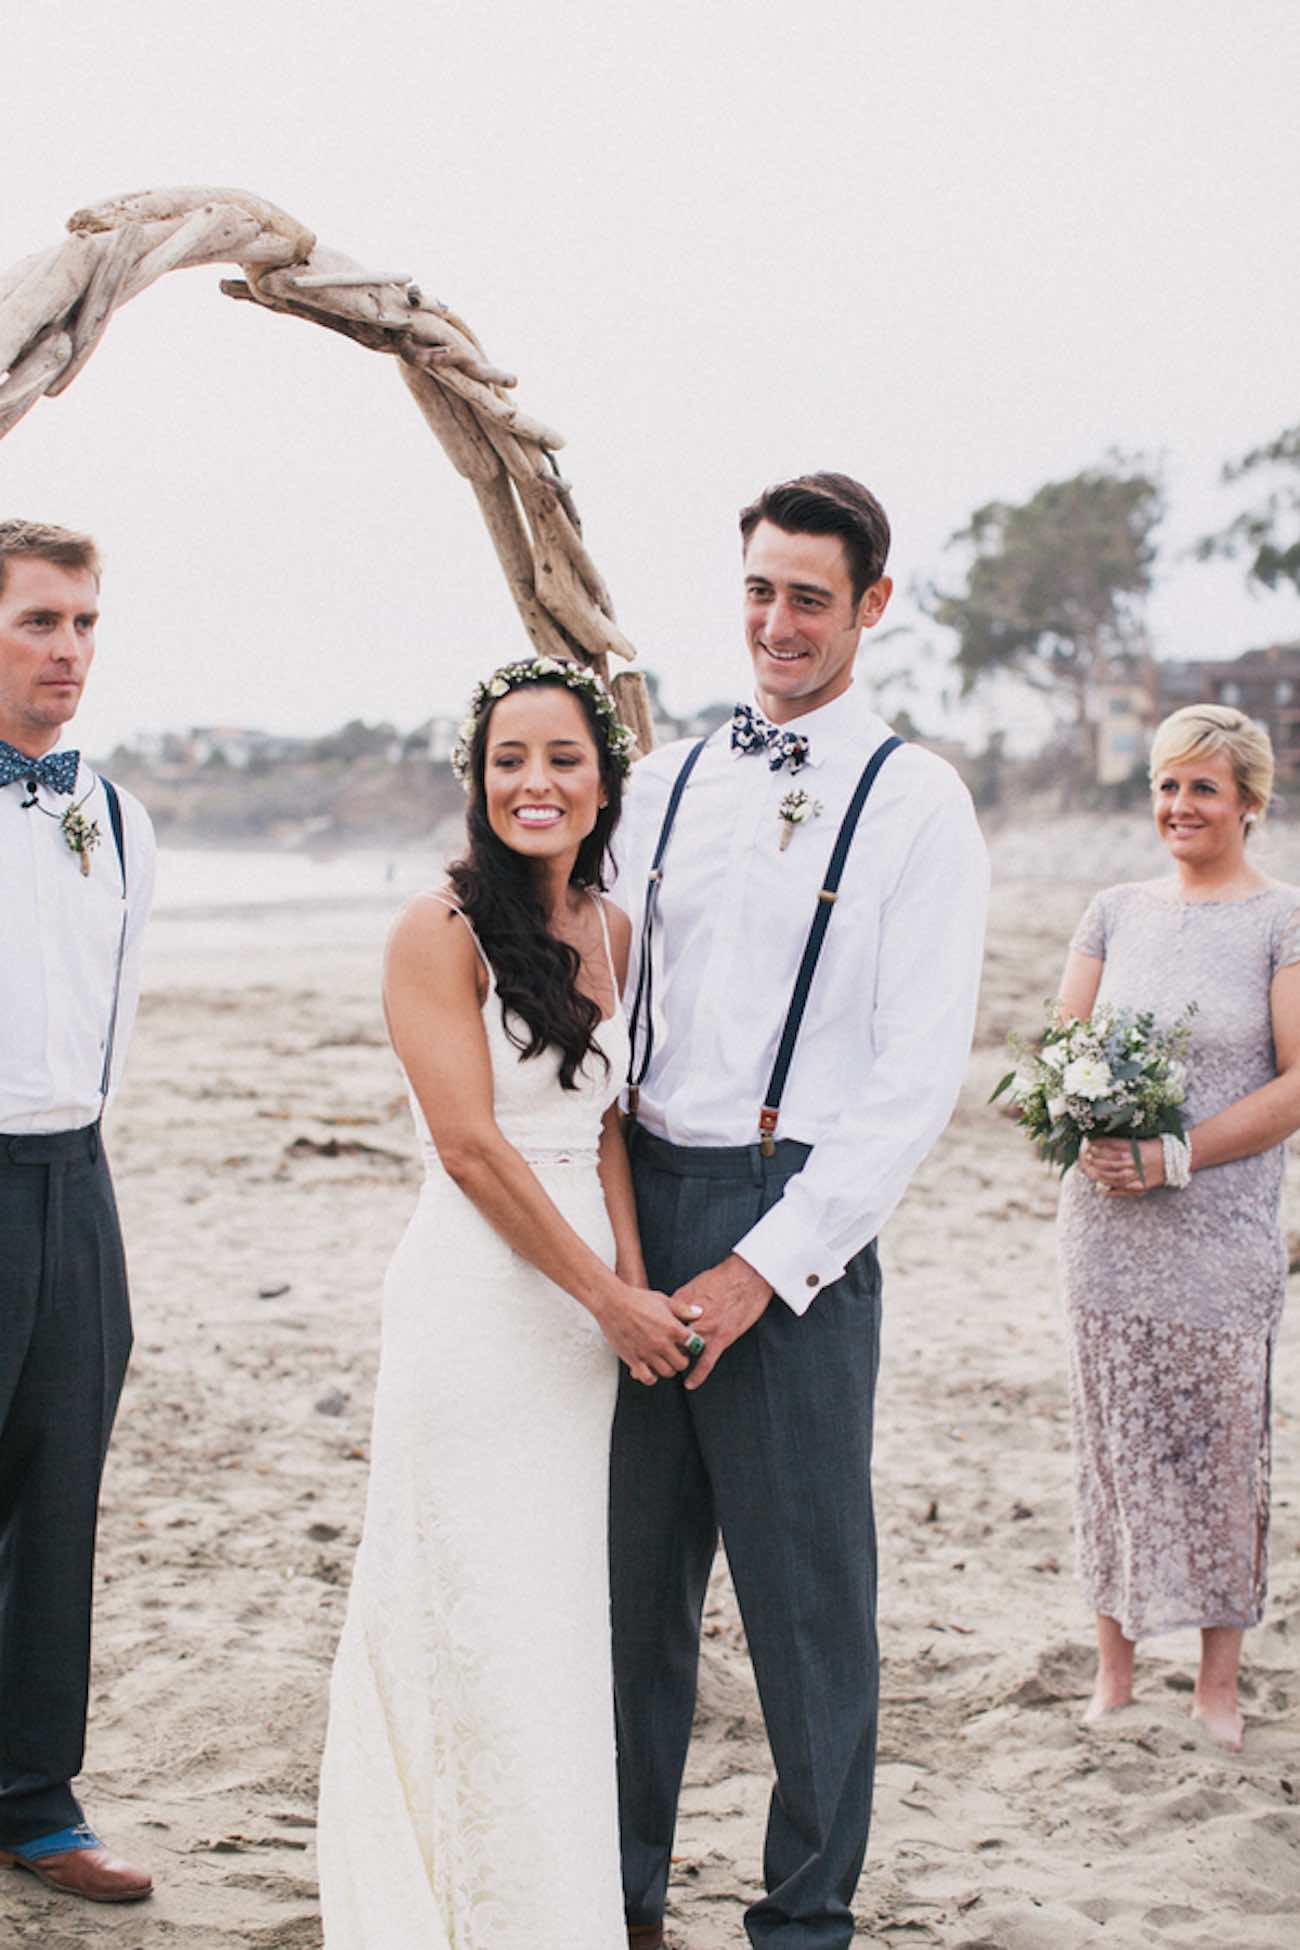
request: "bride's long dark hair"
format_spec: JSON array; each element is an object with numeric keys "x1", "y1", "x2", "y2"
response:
[{"x1": 448, "y1": 674, "x2": 626, "y2": 1090}]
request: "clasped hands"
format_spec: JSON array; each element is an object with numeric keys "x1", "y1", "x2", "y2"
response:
[
  {"x1": 1079, "y1": 1135, "x2": 1166, "y2": 1196},
  {"x1": 608, "y1": 1253, "x2": 773, "y2": 1390}
]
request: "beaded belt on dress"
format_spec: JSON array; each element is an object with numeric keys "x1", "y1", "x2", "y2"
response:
[
  {"x1": 516, "y1": 1145, "x2": 599, "y2": 1167},
  {"x1": 422, "y1": 1143, "x2": 599, "y2": 1170}
]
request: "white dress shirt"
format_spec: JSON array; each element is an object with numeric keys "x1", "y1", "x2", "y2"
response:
[
  {"x1": 0, "y1": 756, "x2": 156, "y2": 1133},
  {"x1": 616, "y1": 683, "x2": 989, "y2": 1313}
]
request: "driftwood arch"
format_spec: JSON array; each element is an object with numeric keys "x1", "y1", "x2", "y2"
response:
[{"x1": 0, "y1": 185, "x2": 653, "y2": 749}]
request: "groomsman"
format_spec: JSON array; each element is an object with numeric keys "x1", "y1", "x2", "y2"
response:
[
  {"x1": 0, "y1": 522, "x2": 155, "y2": 1902},
  {"x1": 612, "y1": 473, "x2": 988, "y2": 1949}
]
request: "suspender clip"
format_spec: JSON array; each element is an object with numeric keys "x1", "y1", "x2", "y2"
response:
[
  {"x1": 758, "y1": 1105, "x2": 779, "y2": 1158},
  {"x1": 627, "y1": 1085, "x2": 640, "y2": 1118},
  {"x1": 817, "y1": 887, "x2": 838, "y2": 904},
  {"x1": 648, "y1": 867, "x2": 663, "y2": 883}
]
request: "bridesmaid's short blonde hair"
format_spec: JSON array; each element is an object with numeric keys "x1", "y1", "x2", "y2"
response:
[{"x1": 1149, "y1": 704, "x2": 1274, "y2": 823}]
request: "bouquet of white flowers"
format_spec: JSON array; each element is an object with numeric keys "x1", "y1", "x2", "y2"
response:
[{"x1": 991, "y1": 1003, "x2": 1196, "y2": 1175}]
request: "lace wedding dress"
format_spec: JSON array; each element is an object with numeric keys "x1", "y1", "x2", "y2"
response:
[
  {"x1": 1058, "y1": 880, "x2": 1300, "y2": 1640},
  {"x1": 318, "y1": 898, "x2": 627, "y2": 1949}
]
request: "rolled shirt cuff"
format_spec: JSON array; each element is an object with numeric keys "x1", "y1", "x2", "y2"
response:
[{"x1": 735, "y1": 1216, "x2": 846, "y2": 1317}]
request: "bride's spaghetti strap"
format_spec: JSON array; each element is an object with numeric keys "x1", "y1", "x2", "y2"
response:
[
  {"x1": 421, "y1": 892, "x2": 493, "y2": 985},
  {"x1": 587, "y1": 891, "x2": 621, "y2": 1003}
]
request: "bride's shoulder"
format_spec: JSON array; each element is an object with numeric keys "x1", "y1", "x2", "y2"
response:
[
  {"x1": 593, "y1": 891, "x2": 633, "y2": 981},
  {"x1": 394, "y1": 886, "x2": 465, "y2": 934},
  {"x1": 595, "y1": 889, "x2": 632, "y2": 942},
  {"x1": 387, "y1": 890, "x2": 485, "y2": 984}
]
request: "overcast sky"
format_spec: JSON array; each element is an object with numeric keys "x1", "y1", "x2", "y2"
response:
[{"x1": 2, "y1": 0, "x2": 1297, "y2": 753}]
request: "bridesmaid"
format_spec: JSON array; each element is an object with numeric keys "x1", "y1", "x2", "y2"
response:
[{"x1": 1056, "y1": 704, "x2": 1300, "y2": 1748}]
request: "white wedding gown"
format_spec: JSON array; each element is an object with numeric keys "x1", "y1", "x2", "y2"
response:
[{"x1": 317, "y1": 899, "x2": 627, "y2": 1949}]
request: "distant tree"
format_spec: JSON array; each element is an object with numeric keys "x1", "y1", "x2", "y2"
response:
[
  {"x1": 925, "y1": 459, "x2": 1163, "y2": 765},
  {"x1": 1196, "y1": 423, "x2": 1300, "y2": 597},
  {"x1": 887, "y1": 706, "x2": 922, "y2": 743}
]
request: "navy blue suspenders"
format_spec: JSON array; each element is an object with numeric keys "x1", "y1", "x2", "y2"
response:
[
  {"x1": 625, "y1": 732, "x2": 904, "y2": 1152},
  {"x1": 625, "y1": 736, "x2": 709, "y2": 1117},
  {"x1": 97, "y1": 776, "x2": 128, "y2": 1111},
  {"x1": 102, "y1": 777, "x2": 126, "y2": 889}
]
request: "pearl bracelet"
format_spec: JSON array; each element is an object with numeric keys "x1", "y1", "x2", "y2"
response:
[{"x1": 1160, "y1": 1132, "x2": 1192, "y2": 1190}]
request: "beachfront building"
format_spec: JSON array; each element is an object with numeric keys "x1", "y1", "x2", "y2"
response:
[
  {"x1": 1087, "y1": 665, "x2": 1152, "y2": 787},
  {"x1": 187, "y1": 726, "x2": 310, "y2": 770},
  {"x1": 1154, "y1": 641, "x2": 1300, "y2": 780},
  {"x1": 1079, "y1": 641, "x2": 1300, "y2": 787}
]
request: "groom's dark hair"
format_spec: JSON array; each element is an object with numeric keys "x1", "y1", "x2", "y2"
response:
[{"x1": 739, "y1": 473, "x2": 891, "y2": 604}]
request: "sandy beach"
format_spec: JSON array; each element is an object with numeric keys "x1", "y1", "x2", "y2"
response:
[{"x1": 2, "y1": 820, "x2": 1297, "y2": 1949}]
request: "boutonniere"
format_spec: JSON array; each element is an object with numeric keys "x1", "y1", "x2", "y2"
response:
[
  {"x1": 778, "y1": 787, "x2": 822, "y2": 851},
  {"x1": 61, "y1": 803, "x2": 101, "y2": 876}
]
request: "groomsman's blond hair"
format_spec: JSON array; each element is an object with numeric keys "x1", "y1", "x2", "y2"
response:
[
  {"x1": 1149, "y1": 704, "x2": 1274, "y2": 827},
  {"x1": 0, "y1": 520, "x2": 102, "y2": 597}
]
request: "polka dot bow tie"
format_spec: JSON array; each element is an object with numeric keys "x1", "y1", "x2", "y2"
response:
[
  {"x1": 730, "y1": 704, "x2": 811, "y2": 775},
  {"x1": 0, "y1": 740, "x2": 81, "y2": 796}
]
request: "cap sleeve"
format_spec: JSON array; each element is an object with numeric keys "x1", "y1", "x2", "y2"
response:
[
  {"x1": 1271, "y1": 892, "x2": 1300, "y2": 972},
  {"x1": 1070, "y1": 890, "x2": 1108, "y2": 960}
]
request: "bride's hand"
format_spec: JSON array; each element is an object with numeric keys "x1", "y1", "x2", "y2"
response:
[{"x1": 596, "y1": 1282, "x2": 703, "y2": 1387}]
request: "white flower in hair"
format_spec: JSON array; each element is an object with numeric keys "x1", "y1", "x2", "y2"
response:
[{"x1": 450, "y1": 653, "x2": 637, "y2": 788}]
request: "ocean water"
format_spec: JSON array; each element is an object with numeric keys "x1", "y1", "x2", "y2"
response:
[
  {"x1": 152, "y1": 844, "x2": 441, "y2": 915},
  {"x1": 143, "y1": 843, "x2": 452, "y2": 986}
]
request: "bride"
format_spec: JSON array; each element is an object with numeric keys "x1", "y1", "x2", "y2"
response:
[{"x1": 317, "y1": 658, "x2": 699, "y2": 1949}]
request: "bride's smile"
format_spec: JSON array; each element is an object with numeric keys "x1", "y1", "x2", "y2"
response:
[{"x1": 483, "y1": 684, "x2": 606, "y2": 861}]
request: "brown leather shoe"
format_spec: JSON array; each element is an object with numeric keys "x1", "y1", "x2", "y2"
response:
[
  {"x1": 0, "y1": 1840, "x2": 153, "y2": 1903},
  {"x1": 627, "y1": 1925, "x2": 664, "y2": 1949}
]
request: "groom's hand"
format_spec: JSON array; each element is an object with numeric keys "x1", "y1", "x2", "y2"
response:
[{"x1": 675, "y1": 1255, "x2": 772, "y2": 1390}]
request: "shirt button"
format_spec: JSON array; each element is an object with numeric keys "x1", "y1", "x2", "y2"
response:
[{"x1": 805, "y1": 1274, "x2": 819, "y2": 1288}]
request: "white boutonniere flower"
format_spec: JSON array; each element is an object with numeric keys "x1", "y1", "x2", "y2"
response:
[
  {"x1": 61, "y1": 803, "x2": 101, "y2": 877},
  {"x1": 778, "y1": 787, "x2": 822, "y2": 851}
]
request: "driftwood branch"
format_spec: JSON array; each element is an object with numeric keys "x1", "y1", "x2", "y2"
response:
[{"x1": 0, "y1": 184, "x2": 653, "y2": 748}]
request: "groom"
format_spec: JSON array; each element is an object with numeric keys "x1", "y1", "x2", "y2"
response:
[{"x1": 611, "y1": 472, "x2": 988, "y2": 1949}]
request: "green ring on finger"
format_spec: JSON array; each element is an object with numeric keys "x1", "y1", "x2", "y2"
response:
[{"x1": 684, "y1": 1332, "x2": 705, "y2": 1358}]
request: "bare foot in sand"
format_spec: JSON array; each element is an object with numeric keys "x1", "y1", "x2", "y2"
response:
[
  {"x1": 1191, "y1": 1696, "x2": 1244, "y2": 1751},
  {"x1": 1083, "y1": 1678, "x2": 1134, "y2": 1722},
  {"x1": 1192, "y1": 1626, "x2": 1244, "y2": 1750},
  {"x1": 1083, "y1": 1614, "x2": 1135, "y2": 1721}
]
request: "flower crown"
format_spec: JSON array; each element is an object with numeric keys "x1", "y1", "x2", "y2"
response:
[{"x1": 450, "y1": 655, "x2": 637, "y2": 788}]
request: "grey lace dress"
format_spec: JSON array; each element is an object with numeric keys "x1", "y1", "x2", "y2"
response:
[{"x1": 1057, "y1": 879, "x2": 1300, "y2": 1641}]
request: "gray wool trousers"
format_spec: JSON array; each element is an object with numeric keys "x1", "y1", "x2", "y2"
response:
[{"x1": 610, "y1": 1125, "x2": 882, "y2": 1950}]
